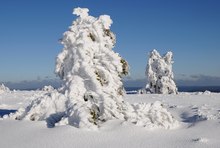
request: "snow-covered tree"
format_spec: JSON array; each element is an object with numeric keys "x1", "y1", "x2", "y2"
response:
[
  {"x1": 146, "y1": 49, "x2": 178, "y2": 94},
  {"x1": 0, "y1": 84, "x2": 10, "y2": 94},
  {"x1": 54, "y1": 7, "x2": 129, "y2": 127},
  {"x1": 41, "y1": 85, "x2": 55, "y2": 92},
  {"x1": 9, "y1": 7, "x2": 129, "y2": 128},
  {"x1": 7, "y1": 8, "x2": 178, "y2": 130}
]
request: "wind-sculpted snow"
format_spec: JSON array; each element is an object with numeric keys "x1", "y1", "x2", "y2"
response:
[
  {"x1": 5, "y1": 8, "x2": 178, "y2": 130},
  {"x1": 146, "y1": 49, "x2": 178, "y2": 94}
]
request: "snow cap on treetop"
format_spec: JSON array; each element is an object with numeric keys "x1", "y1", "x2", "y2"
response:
[
  {"x1": 73, "y1": 7, "x2": 112, "y2": 29},
  {"x1": 164, "y1": 51, "x2": 173, "y2": 64},
  {"x1": 73, "y1": 7, "x2": 89, "y2": 18},
  {"x1": 99, "y1": 15, "x2": 113, "y2": 29},
  {"x1": 150, "y1": 49, "x2": 161, "y2": 58}
]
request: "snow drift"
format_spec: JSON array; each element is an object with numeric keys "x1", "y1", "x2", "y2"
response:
[{"x1": 6, "y1": 8, "x2": 178, "y2": 129}]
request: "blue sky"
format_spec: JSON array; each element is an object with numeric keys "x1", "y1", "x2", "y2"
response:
[{"x1": 0, "y1": 0, "x2": 220, "y2": 89}]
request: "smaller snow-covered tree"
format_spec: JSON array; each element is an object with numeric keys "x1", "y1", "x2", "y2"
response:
[
  {"x1": 146, "y1": 49, "x2": 178, "y2": 94},
  {"x1": 0, "y1": 84, "x2": 10, "y2": 94}
]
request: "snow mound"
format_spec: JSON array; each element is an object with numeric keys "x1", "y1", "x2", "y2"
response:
[
  {"x1": 128, "y1": 101, "x2": 179, "y2": 129},
  {"x1": 146, "y1": 49, "x2": 178, "y2": 94},
  {"x1": 6, "y1": 90, "x2": 67, "y2": 126},
  {"x1": 197, "y1": 105, "x2": 220, "y2": 120},
  {"x1": 203, "y1": 90, "x2": 211, "y2": 95},
  {"x1": 195, "y1": 90, "x2": 212, "y2": 95},
  {"x1": 192, "y1": 137, "x2": 209, "y2": 143},
  {"x1": 0, "y1": 84, "x2": 10, "y2": 94}
]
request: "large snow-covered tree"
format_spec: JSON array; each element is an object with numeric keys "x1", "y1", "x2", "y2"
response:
[
  {"x1": 146, "y1": 49, "x2": 178, "y2": 94},
  {"x1": 9, "y1": 7, "x2": 129, "y2": 128},
  {"x1": 8, "y1": 8, "x2": 178, "y2": 130},
  {"x1": 54, "y1": 7, "x2": 129, "y2": 127}
]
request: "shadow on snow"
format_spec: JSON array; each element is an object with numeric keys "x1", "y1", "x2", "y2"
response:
[{"x1": 0, "y1": 109, "x2": 17, "y2": 117}]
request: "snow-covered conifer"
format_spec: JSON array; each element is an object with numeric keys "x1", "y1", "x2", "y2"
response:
[
  {"x1": 41, "y1": 85, "x2": 55, "y2": 92},
  {"x1": 10, "y1": 7, "x2": 129, "y2": 129},
  {"x1": 146, "y1": 49, "x2": 178, "y2": 94},
  {"x1": 54, "y1": 7, "x2": 129, "y2": 127},
  {"x1": 0, "y1": 84, "x2": 10, "y2": 94}
]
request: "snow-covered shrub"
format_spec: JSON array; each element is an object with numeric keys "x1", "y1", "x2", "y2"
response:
[
  {"x1": 8, "y1": 91, "x2": 67, "y2": 126},
  {"x1": 7, "y1": 8, "x2": 178, "y2": 130},
  {"x1": 41, "y1": 85, "x2": 55, "y2": 92},
  {"x1": 0, "y1": 84, "x2": 10, "y2": 94},
  {"x1": 203, "y1": 90, "x2": 211, "y2": 95},
  {"x1": 127, "y1": 101, "x2": 179, "y2": 129},
  {"x1": 146, "y1": 49, "x2": 178, "y2": 94}
]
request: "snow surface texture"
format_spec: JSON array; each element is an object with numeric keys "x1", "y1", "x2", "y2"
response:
[
  {"x1": 1, "y1": 91, "x2": 220, "y2": 148},
  {"x1": 146, "y1": 49, "x2": 178, "y2": 94},
  {"x1": 6, "y1": 8, "x2": 178, "y2": 130}
]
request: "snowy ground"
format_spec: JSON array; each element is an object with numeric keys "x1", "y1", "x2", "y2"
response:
[{"x1": 1, "y1": 90, "x2": 220, "y2": 148}]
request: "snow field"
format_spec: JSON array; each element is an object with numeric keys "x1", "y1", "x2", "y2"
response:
[{"x1": 1, "y1": 91, "x2": 220, "y2": 148}]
